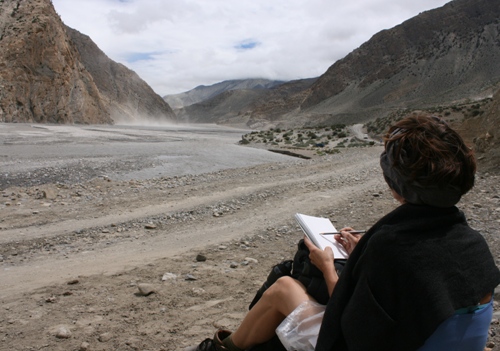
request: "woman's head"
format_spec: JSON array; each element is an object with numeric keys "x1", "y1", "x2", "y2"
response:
[{"x1": 380, "y1": 114, "x2": 476, "y2": 207}]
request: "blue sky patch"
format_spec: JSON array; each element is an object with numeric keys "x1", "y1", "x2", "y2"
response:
[
  {"x1": 126, "y1": 52, "x2": 159, "y2": 63},
  {"x1": 235, "y1": 40, "x2": 260, "y2": 50}
]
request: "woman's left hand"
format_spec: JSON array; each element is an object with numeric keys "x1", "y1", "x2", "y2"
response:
[
  {"x1": 303, "y1": 236, "x2": 338, "y2": 296},
  {"x1": 303, "y1": 236, "x2": 335, "y2": 275}
]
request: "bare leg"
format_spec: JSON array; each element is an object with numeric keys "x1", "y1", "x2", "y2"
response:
[{"x1": 230, "y1": 276, "x2": 316, "y2": 350}]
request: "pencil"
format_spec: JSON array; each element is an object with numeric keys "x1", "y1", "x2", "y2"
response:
[{"x1": 320, "y1": 230, "x2": 366, "y2": 235}]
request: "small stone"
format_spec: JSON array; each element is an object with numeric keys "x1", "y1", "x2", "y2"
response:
[
  {"x1": 42, "y1": 188, "x2": 58, "y2": 200},
  {"x1": 473, "y1": 203, "x2": 482, "y2": 208},
  {"x1": 196, "y1": 254, "x2": 207, "y2": 262},
  {"x1": 192, "y1": 287, "x2": 205, "y2": 295},
  {"x1": 45, "y1": 296, "x2": 57, "y2": 303},
  {"x1": 98, "y1": 332, "x2": 112, "y2": 342},
  {"x1": 245, "y1": 257, "x2": 258, "y2": 264},
  {"x1": 230, "y1": 262, "x2": 239, "y2": 268},
  {"x1": 55, "y1": 326, "x2": 72, "y2": 339},
  {"x1": 218, "y1": 245, "x2": 227, "y2": 250},
  {"x1": 137, "y1": 283, "x2": 155, "y2": 296},
  {"x1": 161, "y1": 273, "x2": 177, "y2": 281},
  {"x1": 145, "y1": 224, "x2": 157, "y2": 229},
  {"x1": 185, "y1": 274, "x2": 197, "y2": 281},
  {"x1": 67, "y1": 279, "x2": 79, "y2": 285},
  {"x1": 80, "y1": 341, "x2": 90, "y2": 351}
]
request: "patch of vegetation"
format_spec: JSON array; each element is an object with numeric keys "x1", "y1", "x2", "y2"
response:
[
  {"x1": 365, "y1": 97, "x2": 493, "y2": 138},
  {"x1": 238, "y1": 122, "x2": 377, "y2": 157}
]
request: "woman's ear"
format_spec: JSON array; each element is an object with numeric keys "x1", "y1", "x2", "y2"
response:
[{"x1": 390, "y1": 188, "x2": 406, "y2": 204}]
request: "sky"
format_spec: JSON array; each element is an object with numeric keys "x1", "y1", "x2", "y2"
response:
[{"x1": 51, "y1": 0, "x2": 451, "y2": 96}]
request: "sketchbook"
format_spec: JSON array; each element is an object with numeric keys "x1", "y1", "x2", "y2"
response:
[{"x1": 294, "y1": 213, "x2": 349, "y2": 259}]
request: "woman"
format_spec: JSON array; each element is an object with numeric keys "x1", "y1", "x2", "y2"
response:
[{"x1": 193, "y1": 115, "x2": 500, "y2": 351}]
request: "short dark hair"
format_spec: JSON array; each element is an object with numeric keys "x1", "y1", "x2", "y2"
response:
[{"x1": 383, "y1": 115, "x2": 476, "y2": 196}]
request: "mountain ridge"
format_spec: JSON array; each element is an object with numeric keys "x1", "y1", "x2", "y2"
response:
[
  {"x1": 163, "y1": 79, "x2": 285, "y2": 109},
  {"x1": 0, "y1": 0, "x2": 176, "y2": 124}
]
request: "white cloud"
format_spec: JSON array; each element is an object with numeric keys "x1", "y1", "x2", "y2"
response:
[{"x1": 51, "y1": 0, "x2": 450, "y2": 95}]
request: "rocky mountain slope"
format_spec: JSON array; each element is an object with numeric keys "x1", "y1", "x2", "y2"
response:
[
  {"x1": 468, "y1": 87, "x2": 500, "y2": 172},
  {"x1": 174, "y1": 78, "x2": 316, "y2": 126},
  {"x1": 286, "y1": 0, "x2": 500, "y2": 126},
  {"x1": 0, "y1": 0, "x2": 176, "y2": 124},
  {"x1": 163, "y1": 79, "x2": 285, "y2": 109},
  {"x1": 176, "y1": 0, "x2": 500, "y2": 130}
]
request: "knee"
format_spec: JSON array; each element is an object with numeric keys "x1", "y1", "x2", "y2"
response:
[{"x1": 263, "y1": 276, "x2": 297, "y2": 302}]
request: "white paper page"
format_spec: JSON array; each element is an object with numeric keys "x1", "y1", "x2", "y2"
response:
[{"x1": 295, "y1": 213, "x2": 349, "y2": 259}]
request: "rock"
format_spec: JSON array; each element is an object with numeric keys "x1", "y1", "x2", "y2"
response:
[
  {"x1": 161, "y1": 273, "x2": 177, "y2": 281},
  {"x1": 245, "y1": 257, "x2": 258, "y2": 264},
  {"x1": 45, "y1": 296, "x2": 57, "y2": 303},
  {"x1": 80, "y1": 341, "x2": 90, "y2": 351},
  {"x1": 137, "y1": 283, "x2": 156, "y2": 296},
  {"x1": 230, "y1": 262, "x2": 239, "y2": 268},
  {"x1": 145, "y1": 224, "x2": 157, "y2": 229},
  {"x1": 196, "y1": 254, "x2": 207, "y2": 262},
  {"x1": 55, "y1": 326, "x2": 72, "y2": 339},
  {"x1": 192, "y1": 288, "x2": 205, "y2": 295},
  {"x1": 98, "y1": 332, "x2": 113, "y2": 342},
  {"x1": 67, "y1": 279, "x2": 79, "y2": 285},
  {"x1": 41, "y1": 187, "x2": 58, "y2": 200},
  {"x1": 185, "y1": 274, "x2": 197, "y2": 281}
]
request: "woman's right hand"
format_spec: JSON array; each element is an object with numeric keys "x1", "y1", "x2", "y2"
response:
[{"x1": 334, "y1": 227, "x2": 362, "y2": 255}]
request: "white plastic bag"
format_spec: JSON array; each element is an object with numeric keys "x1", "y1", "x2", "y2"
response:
[{"x1": 276, "y1": 301, "x2": 326, "y2": 351}]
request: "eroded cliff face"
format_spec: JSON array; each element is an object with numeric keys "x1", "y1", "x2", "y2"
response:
[
  {"x1": 0, "y1": 0, "x2": 111, "y2": 123},
  {"x1": 0, "y1": 0, "x2": 176, "y2": 124},
  {"x1": 66, "y1": 27, "x2": 176, "y2": 124}
]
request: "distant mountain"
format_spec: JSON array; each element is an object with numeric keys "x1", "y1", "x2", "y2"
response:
[
  {"x1": 0, "y1": 0, "x2": 176, "y2": 124},
  {"x1": 163, "y1": 79, "x2": 285, "y2": 109},
  {"x1": 175, "y1": 0, "x2": 500, "y2": 130},
  {"x1": 174, "y1": 78, "x2": 316, "y2": 126}
]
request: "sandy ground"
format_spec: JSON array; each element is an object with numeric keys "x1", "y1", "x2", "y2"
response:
[{"x1": 1, "y1": 123, "x2": 499, "y2": 351}]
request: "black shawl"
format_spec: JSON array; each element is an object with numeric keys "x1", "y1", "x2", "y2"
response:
[{"x1": 315, "y1": 203, "x2": 500, "y2": 351}]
